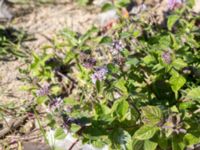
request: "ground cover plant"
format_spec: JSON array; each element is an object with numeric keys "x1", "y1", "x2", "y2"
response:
[
  {"x1": 0, "y1": 26, "x2": 27, "y2": 60},
  {"x1": 23, "y1": 0, "x2": 200, "y2": 149}
]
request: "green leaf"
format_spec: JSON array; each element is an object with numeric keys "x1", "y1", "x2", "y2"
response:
[
  {"x1": 101, "y1": 3, "x2": 114, "y2": 12},
  {"x1": 134, "y1": 125, "x2": 159, "y2": 140},
  {"x1": 167, "y1": 15, "x2": 180, "y2": 30},
  {"x1": 183, "y1": 133, "x2": 200, "y2": 146},
  {"x1": 51, "y1": 85, "x2": 61, "y2": 95},
  {"x1": 132, "y1": 138, "x2": 144, "y2": 150},
  {"x1": 115, "y1": 78, "x2": 127, "y2": 94},
  {"x1": 71, "y1": 124, "x2": 81, "y2": 133},
  {"x1": 156, "y1": 134, "x2": 169, "y2": 150},
  {"x1": 63, "y1": 97, "x2": 79, "y2": 105},
  {"x1": 99, "y1": 36, "x2": 112, "y2": 44},
  {"x1": 79, "y1": 27, "x2": 98, "y2": 44},
  {"x1": 77, "y1": 0, "x2": 89, "y2": 5},
  {"x1": 141, "y1": 106, "x2": 163, "y2": 125},
  {"x1": 64, "y1": 50, "x2": 76, "y2": 64},
  {"x1": 107, "y1": 63, "x2": 119, "y2": 73},
  {"x1": 111, "y1": 128, "x2": 132, "y2": 150},
  {"x1": 169, "y1": 70, "x2": 186, "y2": 97},
  {"x1": 96, "y1": 80, "x2": 101, "y2": 93},
  {"x1": 126, "y1": 58, "x2": 139, "y2": 66},
  {"x1": 186, "y1": 87, "x2": 200, "y2": 101},
  {"x1": 179, "y1": 101, "x2": 194, "y2": 110},
  {"x1": 144, "y1": 140, "x2": 157, "y2": 150},
  {"x1": 172, "y1": 136, "x2": 185, "y2": 150},
  {"x1": 54, "y1": 128, "x2": 66, "y2": 140},
  {"x1": 115, "y1": 0, "x2": 131, "y2": 7},
  {"x1": 61, "y1": 28, "x2": 78, "y2": 46},
  {"x1": 143, "y1": 55, "x2": 155, "y2": 64},
  {"x1": 95, "y1": 103, "x2": 111, "y2": 116},
  {"x1": 112, "y1": 99, "x2": 129, "y2": 120},
  {"x1": 36, "y1": 96, "x2": 48, "y2": 105},
  {"x1": 172, "y1": 58, "x2": 187, "y2": 70},
  {"x1": 117, "y1": 100, "x2": 129, "y2": 119}
]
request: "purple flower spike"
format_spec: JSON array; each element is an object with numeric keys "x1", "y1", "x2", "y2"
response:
[
  {"x1": 168, "y1": 0, "x2": 182, "y2": 10},
  {"x1": 36, "y1": 83, "x2": 50, "y2": 96},
  {"x1": 83, "y1": 58, "x2": 96, "y2": 69},
  {"x1": 91, "y1": 66, "x2": 108, "y2": 84},
  {"x1": 162, "y1": 51, "x2": 172, "y2": 64}
]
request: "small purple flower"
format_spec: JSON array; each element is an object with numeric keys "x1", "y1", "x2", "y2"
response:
[
  {"x1": 83, "y1": 58, "x2": 96, "y2": 69},
  {"x1": 49, "y1": 97, "x2": 63, "y2": 111},
  {"x1": 36, "y1": 83, "x2": 50, "y2": 96},
  {"x1": 110, "y1": 40, "x2": 125, "y2": 55},
  {"x1": 168, "y1": 0, "x2": 182, "y2": 10},
  {"x1": 91, "y1": 66, "x2": 108, "y2": 84},
  {"x1": 162, "y1": 114, "x2": 186, "y2": 135},
  {"x1": 162, "y1": 51, "x2": 172, "y2": 64}
]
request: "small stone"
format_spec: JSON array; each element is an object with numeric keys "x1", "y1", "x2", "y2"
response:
[
  {"x1": 0, "y1": 0, "x2": 13, "y2": 22},
  {"x1": 97, "y1": 10, "x2": 118, "y2": 27}
]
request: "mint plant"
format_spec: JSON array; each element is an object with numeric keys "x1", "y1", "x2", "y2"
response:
[
  {"x1": 0, "y1": 26, "x2": 27, "y2": 60},
  {"x1": 25, "y1": 1, "x2": 200, "y2": 149}
]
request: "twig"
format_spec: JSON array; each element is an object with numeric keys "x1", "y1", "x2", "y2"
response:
[
  {"x1": 56, "y1": 71, "x2": 77, "y2": 84},
  {"x1": 68, "y1": 139, "x2": 79, "y2": 150},
  {"x1": 0, "y1": 115, "x2": 28, "y2": 139}
]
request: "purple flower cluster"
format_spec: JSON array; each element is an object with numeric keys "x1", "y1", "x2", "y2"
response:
[
  {"x1": 36, "y1": 83, "x2": 50, "y2": 96},
  {"x1": 91, "y1": 66, "x2": 108, "y2": 84},
  {"x1": 49, "y1": 97, "x2": 63, "y2": 111},
  {"x1": 162, "y1": 114, "x2": 186, "y2": 134},
  {"x1": 168, "y1": 0, "x2": 182, "y2": 10},
  {"x1": 83, "y1": 58, "x2": 96, "y2": 69},
  {"x1": 162, "y1": 51, "x2": 172, "y2": 64},
  {"x1": 110, "y1": 40, "x2": 125, "y2": 55}
]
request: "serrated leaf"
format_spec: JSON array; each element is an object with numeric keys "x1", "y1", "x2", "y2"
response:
[
  {"x1": 141, "y1": 106, "x2": 163, "y2": 125},
  {"x1": 112, "y1": 99, "x2": 129, "y2": 121},
  {"x1": 167, "y1": 15, "x2": 179, "y2": 30},
  {"x1": 134, "y1": 125, "x2": 159, "y2": 140},
  {"x1": 71, "y1": 124, "x2": 81, "y2": 133},
  {"x1": 54, "y1": 128, "x2": 66, "y2": 140},
  {"x1": 111, "y1": 128, "x2": 132, "y2": 150},
  {"x1": 186, "y1": 87, "x2": 200, "y2": 101},
  {"x1": 115, "y1": 78, "x2": 127, "y2": 94},
  {"x1": 132, "y1": 138, "x2": 144, "y2": 150},
  {"x1": 172, "y1": 58, "x2": 187, "y2": 70},
  {"x1": 169, "y1": 70, "x2": 186, "y2": 96},
  {"x1": 117, "y1": 100, "x2": 129, "y2": 118},
  {"x1": 183, "y1": 133, "x2": 200, "y2": 146},
  {"x1": 172, "y1": 136, "x2": 185, "y2": 150},
  {"x1": 144, "y1": 140, "x2": 157, "y2": 150},
  {"x1": 95, "y1": 103, "x2": 111, "y2": 116}
]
